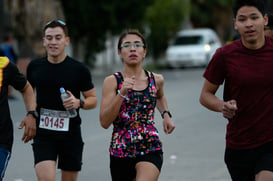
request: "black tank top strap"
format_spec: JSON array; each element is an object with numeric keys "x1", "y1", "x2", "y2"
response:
[
  {"x1": 113, "y1": 72, "x2": 123, "y2": 94},
  {"x1": 144, "y1": 69, "x2": 156, "y2": 86},
  {"x1": 114, "y1": 70, "x2": 155, "y2": 92}
]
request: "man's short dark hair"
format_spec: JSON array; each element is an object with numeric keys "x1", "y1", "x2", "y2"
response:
[
  {"x1": 43, "y1": 20, "x2": 68, "y2": 36},
  {"x1": 232, "y1": 0, "x2": 265, "y2": 17}
]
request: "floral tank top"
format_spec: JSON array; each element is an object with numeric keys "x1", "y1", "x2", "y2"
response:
[{"x1": 110, "y1": 70, "x2": 162, "y2": 157}]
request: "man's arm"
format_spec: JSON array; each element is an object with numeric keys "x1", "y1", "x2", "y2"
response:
[
  {"x1": 199, "y1": 79, "x2": 237, "y2": 119},
  {"x1": 19, "y1": 81, "x2": 37, "y2": 143}
]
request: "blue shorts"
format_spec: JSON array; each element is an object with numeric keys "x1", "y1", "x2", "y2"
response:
[{"x1": 0, "y1": 146, "x2": 11, "y2": 180}]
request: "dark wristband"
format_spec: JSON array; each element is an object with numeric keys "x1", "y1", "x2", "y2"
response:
[
  {"x1": 27, "y1": 110, "x2": 39, "y2": 119},
  {"x1": 80, "y1": 99, "x2": 84, "y2": 108},
  {"x1": 161, "y1": 110, "x2": 172, "y2": 119}
]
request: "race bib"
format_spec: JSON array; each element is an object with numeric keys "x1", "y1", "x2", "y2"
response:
[{"x1": 39, "y1": 108, "x2": 70, "y2": 131}]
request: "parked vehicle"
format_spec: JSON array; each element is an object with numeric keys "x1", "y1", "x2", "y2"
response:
[{"x1": 166, "y1": 28, "x2": 222, "y2": 68}]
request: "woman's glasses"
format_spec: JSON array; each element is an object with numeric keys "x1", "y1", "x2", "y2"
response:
[{"x1": 121, "y1": 42, "x2": 144, "y2": 49}]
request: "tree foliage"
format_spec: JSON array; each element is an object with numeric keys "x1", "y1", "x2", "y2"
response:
[
  {"x1": 190, "y1": 0, "x2": 234, "y2": 41},
  {"x1": 145, "y1": 0, "x2": 190, "y2": 59},
  {"x1": 3, "y1": 0, "x2": 247, "y2": 65},
  {"x1": 61, "y1": 0, "x2": 154, "y2": 66}
]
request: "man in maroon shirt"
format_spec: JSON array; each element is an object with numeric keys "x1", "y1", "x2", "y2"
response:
[{"x1": 200, "y1": 0, "x2": 273, "y2": 180}]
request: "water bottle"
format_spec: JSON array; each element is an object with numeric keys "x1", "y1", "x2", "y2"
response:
[{"x1": 60, "y1": 87, "x2": 77, "y2": 118}]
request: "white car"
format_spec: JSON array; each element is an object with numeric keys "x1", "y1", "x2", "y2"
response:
[{"x1": 166, "y1": 28, "x2": 222, "y2": 68}]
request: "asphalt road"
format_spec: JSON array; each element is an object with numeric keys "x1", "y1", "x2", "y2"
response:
[{"x1": 5, "y1": 67, "x2": 231, "y2": 181}]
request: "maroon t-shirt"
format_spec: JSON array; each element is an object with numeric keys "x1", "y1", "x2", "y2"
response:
[{"x1": 204, "y1": 37, "x2": 273, "y2": 149}]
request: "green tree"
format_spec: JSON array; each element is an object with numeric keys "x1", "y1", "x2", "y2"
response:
[
  {"x1": 4, "y1": 0, "x2": 155, "y2": 66},
  {"x1": 61, "y1": 0, "x2": 155, "y2": 66},
  {"x1": 145, "y1": 0, "x2": 190, "y2": 60},
  {"x1": 190, "y1": 0, "x2": 234, "y2": 42}
]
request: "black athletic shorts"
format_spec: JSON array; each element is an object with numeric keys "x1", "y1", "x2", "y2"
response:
[
  {"x1": 225, "y1": 141, "x2": 273, "y2": 181},
  {"x1": 32, "y1": 138, "x2": 84, "y2": 171},
  {"x1": 110, "y1": 150, "x2": 163, "y2": 181}
]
